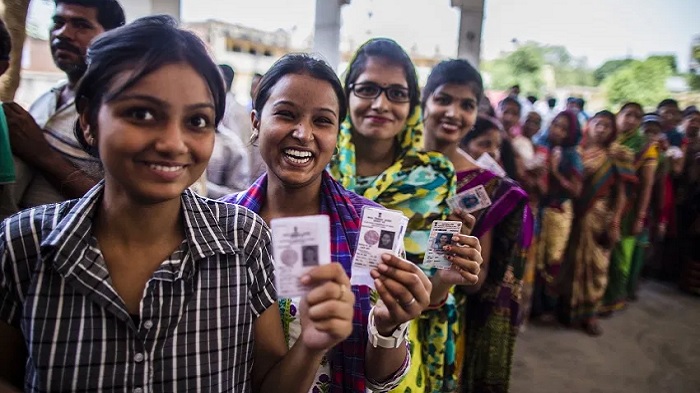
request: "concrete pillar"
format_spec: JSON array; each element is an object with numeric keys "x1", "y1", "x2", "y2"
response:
[
  {"x1": 451, "y1": 0, "x2": 485, "y2": 69},
  {"x1": 313, "y1": 0, "x2": 350, "y2": 71},
  {"x1": 120, "y1": 0, "x2": 181, "y2": 22}
]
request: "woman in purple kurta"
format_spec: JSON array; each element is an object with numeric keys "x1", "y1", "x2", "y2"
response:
[{"x1": 421, "y1": 59, "x2": 532, "y2": 392}]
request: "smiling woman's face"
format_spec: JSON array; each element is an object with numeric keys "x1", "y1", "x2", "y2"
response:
[
  {"x1": 348, "y1": 56, "x2": 411, "y2": 143},
  {"x1": 255, "y1": 73, "x2": 340, "y2": 189},
  {"x1": 422, "y1": 83, "x2": 478, "y2": 147},
  {"x1": 87, "y1": 62, "x2": 216, "y2": 204}
]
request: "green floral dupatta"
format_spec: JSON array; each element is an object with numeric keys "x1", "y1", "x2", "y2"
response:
[{"x1": 329, "y1": 107, "x2": 455, "y2": 263}]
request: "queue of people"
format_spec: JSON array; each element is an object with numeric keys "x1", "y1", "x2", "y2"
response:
[
  {"x1": 0, "y1": 1, "x2": 697, "y2": 393},
  {"x1": 491, "y1": 90, "x2": 698, "y2": 337}
]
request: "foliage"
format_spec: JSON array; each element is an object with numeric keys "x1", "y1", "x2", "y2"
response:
[
  {"x1": 688, "y1": 73, "x2": 700, "y2": 91},
  {"x1": 604, "y1": 58, "x2": 672, "y2": 107},
  {"x1": 593, "y1": 59, "x2": 634, "y2": 85},
  {"x1": 647, "y1": 55, "x2": 677, "y2": 74},
  {"x1": 481, "y1": 42, "x2": 594, "y2": 96}
]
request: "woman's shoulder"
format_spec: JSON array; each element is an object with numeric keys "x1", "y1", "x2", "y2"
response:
[
  {"x1": 0, "y1": 200, "x2": 82, "y2": 265},
  {"x1": 608, "y1": 142, "x2": 635, "y2": 163},
  {"x1": 397, "y1": 150, "x2": 456, "y2": 189},
  {"x1": 488, "y1": 172, "x2": 527, "y2": 199},
  {"x1": 458, "y1": 167, "x2": 519, "y2": 190},
  {"x1": 184, "y1": 192, "x2": 271, "y2": 250},
  {"x1": 189, "y1": 193, "x2": 266, "y2": 227},
  {"x1": 344, "y1": 187, "x2": 383, "y2": 211},
  {"x1": 412, "y1": 150, "x2": 455, "y2": 174}
]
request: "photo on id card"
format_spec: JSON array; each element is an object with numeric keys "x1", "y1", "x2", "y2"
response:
[
  {"x1": 446, "y1": 184, "x2": 493, "y2": 220},
  {"x1": 422, "y1": 220, "x2": 463, "y2": 269},
  {"x1": 352, "y1": 206, "x2": 408, "y2": 270},
  {"x1": 270, "y1": 215, "x2": 331, "y2": 297}
]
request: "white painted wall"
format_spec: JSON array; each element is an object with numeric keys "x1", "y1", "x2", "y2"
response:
[{"x1": 119, "y1": 0, "x2": 181, "y2": 22}]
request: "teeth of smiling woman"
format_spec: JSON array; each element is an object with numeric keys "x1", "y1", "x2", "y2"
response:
[
  {"x1": 149, "y1": 164, "x2": 183, "y2": 172},
  {"x1": 441, "y1": 122, "x2": 460, "y2": 131},
  {"x1": 285, "y1": 148, "x2": 312, "y2": 158},
  {"x1": 284, "y1": 149, "x2": 312, "y2": 164}
]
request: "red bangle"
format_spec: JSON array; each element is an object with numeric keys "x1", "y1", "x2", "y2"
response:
[{"x1": 427, "y1": 294, "x2": 449, "y2": 310}]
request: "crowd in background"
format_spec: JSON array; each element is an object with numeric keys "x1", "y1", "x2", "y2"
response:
[
  {"x1": 0, "y1": 1, "x2": 698, "y2": 393},
  {"x1": 490, "y1": 89, "x2": 699, "y2": 337}
]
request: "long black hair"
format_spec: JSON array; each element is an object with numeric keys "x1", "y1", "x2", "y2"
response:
[{"x1": 74, "y1": 15, "x2": 226, "y2": 157}]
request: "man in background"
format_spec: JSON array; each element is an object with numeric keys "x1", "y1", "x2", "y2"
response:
[{"x1": 1, "y1": 0, "x2": 125, "y2": 220}]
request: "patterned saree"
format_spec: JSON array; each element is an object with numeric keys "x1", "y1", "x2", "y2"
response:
[{"x1": 452, "y1": 169, "x2": 532, "y2": 393}]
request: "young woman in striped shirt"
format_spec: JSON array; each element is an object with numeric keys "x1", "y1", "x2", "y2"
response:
[{"x1": 0, "y1": 16, "x2": 354, "y2": 393}]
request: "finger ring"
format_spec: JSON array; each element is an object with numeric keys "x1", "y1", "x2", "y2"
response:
[
  {"x1": 337, "y1": 284, "x2": 346, "y2": 301},
  {"x1": 401, "y1": 297, "x2": 416, "y2": 308}
]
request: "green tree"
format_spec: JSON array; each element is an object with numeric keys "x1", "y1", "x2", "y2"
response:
[
  {"x1": 507, "y1": 43, "x2": 544, "y2": 75},
  {"x1": 604, "y1": 58, "x2": 671, "y2": 107},
  {"x1": 481, "y1": 58, "x2": 516, "y2": 91},
  {"x1": 482, "y1": 43, "x2": 544, "y2": 95},
  {"x1": 593, "y1": 59, "x2": 634, "y2": 85},
  {"x1": 688, "y1": 73, "x2": 700, "y2": 91},
  {"x1": 482, "y1": 42, "x2": 595, "y2": 94},
  {"x1": 647, "y1": 55, "x2": 677, "y2": 74}
]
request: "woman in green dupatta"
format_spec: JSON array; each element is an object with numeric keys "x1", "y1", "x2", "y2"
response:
[
  {"x1": 558, "y1": 111, "x2": 636, "y2": 335},
  {"x1": 601, "y1": 103, "x2": 659, "y2": 315},
  {"x1": 330, "y1": 39, "x2": 484, "y2": 392}
]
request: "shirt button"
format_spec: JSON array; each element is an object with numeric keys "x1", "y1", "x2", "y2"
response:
[
  {"x1": 143, "y1": 320, "x2": 153, "y2": 329},
  {"x1": 134, "y1": 388, "x2": 143, "y2": 393},
  {"x1": 134, "y1": 353, "x2": 144, "y2": 363}
]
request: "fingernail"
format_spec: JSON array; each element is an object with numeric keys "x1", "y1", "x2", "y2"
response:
[
  {"x1": 378, "y1": 264, "x2": 388, "y2": 272},
  {"x1": 444, "y1": 246, "x2": 451, "y2": 252},
  {"x1": 300, "y1": 275, "x2": 310, "y2": 285},
  {"x1": 374, "y1": 279, "x2": 383, "y2": 288},
  {"x1": 381, "y1": 254, "x2": 391, "y2": 261}
]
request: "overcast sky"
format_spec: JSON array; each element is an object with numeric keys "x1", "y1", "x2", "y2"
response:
[{"x1": 28, "y1": 0, "x2": 699, "y2": 70}]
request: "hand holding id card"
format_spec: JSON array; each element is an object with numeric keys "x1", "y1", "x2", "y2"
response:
[
  {"x1": 446, "y1": 184, "x2": 493, "y2": 214},
  {"x1": 422, "y1": 220, "x2": 463, "y2": 270},
  {"x1": 351, "y1": 206, "x2": 408, "y2": 288},
  {"x1": 271, "y1": 215, "x2": 331, "y2": 298}
]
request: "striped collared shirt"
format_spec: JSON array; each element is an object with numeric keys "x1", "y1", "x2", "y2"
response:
[{"x1": 0, "y1": 182, "x2": 276, "y2": 392}]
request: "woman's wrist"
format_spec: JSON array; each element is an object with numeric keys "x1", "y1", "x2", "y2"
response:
[
  {"x1": 293, "y1": 337, "x2": 330, "y2": 362},
  {"x1": 427, "y1": 293, "x2": 449, "y2": 309},
  {"x1": 428, "y1": 277, "x2": 451, "y2": 305},
  {"x1": 365, "y1": 344, "x2": 410, "y2": 391}
]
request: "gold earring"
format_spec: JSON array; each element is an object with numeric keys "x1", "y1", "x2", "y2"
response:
[{"x1": 249, "y1": 129, "x2": 259, "y2": 144}]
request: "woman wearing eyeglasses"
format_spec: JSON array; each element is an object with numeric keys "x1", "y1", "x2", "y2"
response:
[{"x1": 330, "y1": 38, "x2": 483, "y2": 393}]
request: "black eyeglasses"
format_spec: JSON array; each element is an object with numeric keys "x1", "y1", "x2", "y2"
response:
[{"x1": 348, "y1": 82, "x2": 410, "y2": 103}]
